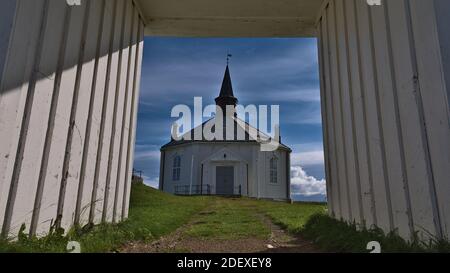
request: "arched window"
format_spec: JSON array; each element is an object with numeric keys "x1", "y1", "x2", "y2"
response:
[
  {"x1": 173, "y1": 155, "x2": 181, "y2": 181},
  {"x1": 270, "y1": 157, "x2": 278, "y2": 184}
]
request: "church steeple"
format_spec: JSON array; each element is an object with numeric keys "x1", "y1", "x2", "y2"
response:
[{"x1": 215, "y1": 65, "x2": 238, "y2": 111}]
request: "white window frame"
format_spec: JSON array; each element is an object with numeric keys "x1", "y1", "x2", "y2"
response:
[{"x1": 173, "y1": 155, "x2": 181, "y2": 181}]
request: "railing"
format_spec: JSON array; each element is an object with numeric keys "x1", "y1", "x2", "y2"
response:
[
  {"x1": 174, "y1": 184, "x2": 212, "y2": 196},
  {"x1": 131, "y1": 168, "x2": 144, "y2": 184},
  {"x1": 174, "y1": 184, "x2": 243, "y2": 196},
  {"x1": 132, "y1": 168, "x2": 143, "y2": 178}
]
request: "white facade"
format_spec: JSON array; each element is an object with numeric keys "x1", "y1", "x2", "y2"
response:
[
  {"x1": 0, "y1": 0, "x2": 144, "y2": 238},
  {"x1": 317, "y1": 0, "x2": 450, "y2": 240},
  {"x1": 160, "y1": 143, "x2": 291, "y2": 200},
  {"x1": 159, "y1": 63, "x2": 292, "y2": 200}
]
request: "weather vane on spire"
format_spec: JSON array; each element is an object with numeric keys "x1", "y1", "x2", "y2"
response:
[{"x1": 227, "y1": 53, "x2": 232, "y2": 65}]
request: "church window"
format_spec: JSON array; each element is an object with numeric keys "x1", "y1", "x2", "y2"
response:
[
  {"x1": 270, "y1": 157, "x2": 278, "y2": 184},
  {"x1": 173, "y1": 155, "x2": 181, "y2": 181}
]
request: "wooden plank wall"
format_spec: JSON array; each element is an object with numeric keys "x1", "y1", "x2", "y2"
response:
[
  {"x1": 317, "y1": 0, "x2": 450, "y2": 240},
  {"x1": 1, "y1": 0, "x2": 449, "y2": 243},
  {"x1": 0, "y1": 0, "x2": 144, "y2": 238}
]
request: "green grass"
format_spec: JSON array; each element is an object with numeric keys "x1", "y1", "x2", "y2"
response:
[
  {"x1": 184, "y1": 198, "x2": 270, "y2": 240},
  {"x1": 242, "y1": 199, "x2": 449, "y2": 253},
  {"x1": 1, "y1": 183, "x2": 448, "y2": 253},
  {"x1": 301, "y1": 214, "x2": 450, "y2": 253},
  {"x1": 0, "y1": 183, "x2": 211, "y2": 253},
  {"x1": 125, "y1": 183, "x2": 211, "y2": 239},
  {"x1": 242, "y1": 199, "x2": 327, "y2": 233}
]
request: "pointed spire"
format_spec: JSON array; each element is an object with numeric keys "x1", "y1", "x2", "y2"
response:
[
  {"x1": 216, "y1": 64, "x2": 238, "y2": 111},
  {"x1": 219, "y1": 65, "x2": 235, "y2": 98}
]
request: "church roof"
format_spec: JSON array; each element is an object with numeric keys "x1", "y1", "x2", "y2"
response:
[
  {"x1": 161, "y1": 64, "x2": 291, "y2": 152},
  {"x1": 215, "y1": 65, "x2": 238, "y2": 109},
  {"x1": 218, "y1": 65, "x2": 235, "y2": 98},
  {"x1": 161, "y1": 117, "x2": 291, "y2": 151}
]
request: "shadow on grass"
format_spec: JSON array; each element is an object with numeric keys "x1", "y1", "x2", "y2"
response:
[
  {"x1": 2, "y1": 184, "x2": 449, "y2": 253},
  {"x1": 0, "y1": 183, "x2": 211, "y2": 253},
  {"x1": 301, "y1": 214, "x2": 450, "y2": 253}
]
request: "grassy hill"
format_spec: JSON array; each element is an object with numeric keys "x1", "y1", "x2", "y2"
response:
[
  {"x1": 1, "y1": 183, "x2": 447, "y2": 253},
  {"x1": 0, "y1": 183, "x2": 325, "y2": 253}
]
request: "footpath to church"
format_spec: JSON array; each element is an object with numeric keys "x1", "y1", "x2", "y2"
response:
[{"x1": 120, "y1": 197, "x2": 323, "y2": 253}]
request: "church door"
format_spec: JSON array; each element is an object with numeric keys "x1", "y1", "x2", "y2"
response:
[{"x1": 216, "y1": 166, "x2": 234, "y2": 195}]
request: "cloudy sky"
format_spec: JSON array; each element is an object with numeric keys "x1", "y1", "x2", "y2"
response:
[{"x1": 134, "y1": 37, "x2": 326, "y2": 202}]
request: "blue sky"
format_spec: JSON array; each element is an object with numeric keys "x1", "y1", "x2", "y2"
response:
[{"x1": 133, "y1": 37, "x2": 326, "y2": 201}]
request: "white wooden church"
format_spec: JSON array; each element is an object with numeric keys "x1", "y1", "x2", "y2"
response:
[{"x1": 159, "y1": 65, "x2": 291, "y2": 200}]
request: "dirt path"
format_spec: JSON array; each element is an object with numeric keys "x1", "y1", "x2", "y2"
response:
[
  {"x1": 255, "y1": 213, "x2": 322, "y2": 253},
  {"x1": 121, "y1": 200, "x2": 322, "y2": 253}
]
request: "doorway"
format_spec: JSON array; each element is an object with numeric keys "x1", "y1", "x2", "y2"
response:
[{"x1": 216, "y1": 166, "x2": 235, "y2": 195}]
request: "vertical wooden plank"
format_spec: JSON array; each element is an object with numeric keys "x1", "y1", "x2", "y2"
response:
[
  {"x1": 370, "y1": 2, "x2": 413, "y2": 235},
  {"x1": 335, "y1": 0, "x2": 362, "y2": 223},
  {"x1": 123, "y1": 20, "x2": 144, "y2": 219},
  {"x1": 88, "y1": 0, "x2": 118, "y2": 225},
  {"x1": 32, "y1": 3, "x2": 88, "y2": 236},
  {"x1": 59, "y1": 0, "x2": 104, "y2": 231},
  {"x1": 320, "y1": 7, "x2": 341, "y2": 219},
  {"x1": 316, "y1": 16, "x2": 336, "y2": 217},
  {"x1": 0, "y1": 0, "x2": 46, "y2": 235},
  {"x1": 73, "y1": 0, "x2": 107, "y2": 227},
  {"x1": 5, "y1": 0, "x2": 68, "y2": 236},
  {"x1": 316, "y1": 18, "x2": 332, "y2": 215},
  {"x1": 103, "y1": 0, "x2": 130, "y2": 223},
  {"x1": 90, "y1": 0, "x2": 122, "y2": 224},
  {"x1": 113, "y1": 0, "x2": 135, "y2": 223},
  {"x1": 327, "y1": 0, "x2": 351, "y2": 221},
  {"x1": 434, "y1": 0, "x2": 450, "y2": 119},
  {"x1": 345, "y1": 0, "x2": 376, "y2": 228},
  {"x1": 354, "y1": 0, "x2": 390, "y2": 231},
  {"x1": 116, "y1": 4, "x2": 138, "y2": 221},
  {"x1": 383, "y1": 0, "x2": 441, "y2": 239},
  {"x1": 410, "y1": 0, "x2": 450, "y2": 238},
  {"x1": 0, "y1": 0, "x2": 17, "y2": 81}
]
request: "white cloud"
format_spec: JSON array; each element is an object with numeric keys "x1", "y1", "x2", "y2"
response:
[
  {"x1": 143, "y1": 175, "x2": 159, "y2": 189},
  {"x1": 291, "y1": 150, "x2": 324, "y2": 166},
  {"x1": 291, "y1": 166, "x2": 326, "y2": 196}
]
